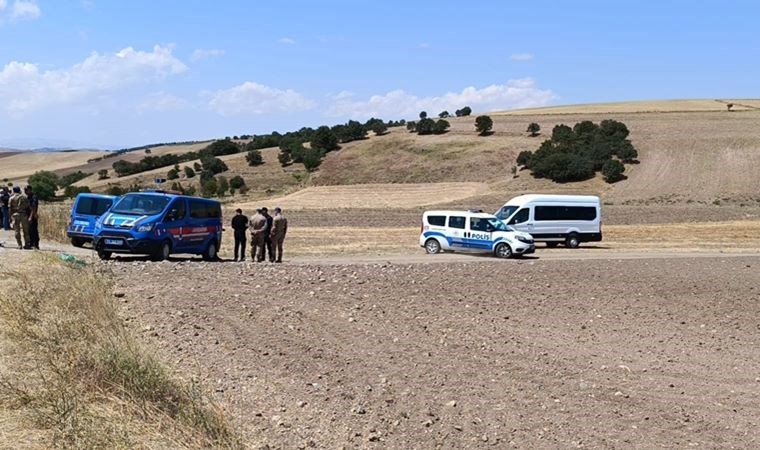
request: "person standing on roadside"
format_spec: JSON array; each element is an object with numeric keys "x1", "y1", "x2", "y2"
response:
[
  {"x1": 9, "y1": 186, "x2": 30, "y2": 249},
  {"x1": 24, "y1": 185, "x2": 39, "y2": 250},
  {"x1": 231, "y1": 208, "x2": 249, "y2": 261},
  {"x1": 270, "y1": 207, "x2": 288, "y2": 263},
  {"x1": 0, "y1": 187, "x2": 10, "y2": 231},
  {"x1": 261, "y1": 207, "x2": 274, "y2": 262},
  {"x1": 249, "y1": 208, "x2": 267, "y2": 262}
]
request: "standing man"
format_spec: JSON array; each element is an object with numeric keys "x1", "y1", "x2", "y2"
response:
[
  {"x1": 24, "y1": 185, "x2": 40, "y2": 249},
  {"x1": 231, "y1": 208, "x2": 249, "y2": 261},
  {"x1": 0, "y1": 186, "x2": 10, "y2": 231},
  {"x1": 9, "y1": 186, "x2": 30, "y2": 249},
  {"x1": 249, "y1": 208, "x2": 267, "y2": 262},
  {"x1": 270, "y1": 207, "x2": 288, "y2": 263},
  {"x1": 261, "y1": 207, "x2": 274, "y2": 262}
]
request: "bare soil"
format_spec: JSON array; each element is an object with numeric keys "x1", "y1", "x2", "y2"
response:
[{"x1": 111, "y1": 255, "x2": 760, "y2": 448}]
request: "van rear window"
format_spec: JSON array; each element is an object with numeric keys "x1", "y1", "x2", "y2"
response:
[
  {"x1": 449, "y1": 216, "x2": 466, "y2": 229},
  {"x1": 75, "y1": 197, "x2": 112, "y2": 216},
  {"x1": 189, "y1": 200, "x2": 221, "y2": 219},
  {"x1": 535, "y1": 206, "x2": 596, "y2": 221},
  {"x1": 427, "y1": 215, "x2": 446, "y2": 226}
]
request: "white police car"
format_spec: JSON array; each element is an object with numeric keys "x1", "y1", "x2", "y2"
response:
[{"x1": 420, "y1": 210, "x2": 535, "y2": 258}]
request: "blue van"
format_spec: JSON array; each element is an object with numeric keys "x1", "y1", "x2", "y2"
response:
[
  {"x1": 92, "y1": 191, "x2": 223, "y2": 261},
  {"x1": 67, "y1": 193, "x2": 117, "y2": 247}
]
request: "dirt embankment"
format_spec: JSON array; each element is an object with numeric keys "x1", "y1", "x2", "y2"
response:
[{"x1": 113, "y1": 256, "x2": 760, "y2": 448}]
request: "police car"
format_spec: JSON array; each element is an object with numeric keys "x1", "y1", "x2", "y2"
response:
[
  {"x1": 92, "y1": 190, "x2": 222, "y2": 261},
  {"x1": 420, "y1": 210, "x2": 535, "y2": 258}
]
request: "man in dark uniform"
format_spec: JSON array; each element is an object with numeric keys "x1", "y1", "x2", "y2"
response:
[
  {"x1": 0, "y1": 187, "x2": 10, "y2": 231},
  {"x1": 231, "y1": 208, "x2": 249, "y2": 261},
  {"x1": 261, "y1": 207, "x2": 274, "y2": 262},
  {"x1": 24, "y1": 185, "x2": 39, "y2": 249}
]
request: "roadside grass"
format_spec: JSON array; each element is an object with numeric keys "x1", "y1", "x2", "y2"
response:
[
  {"x1": 39, "y1": 202, "x2": 71, "y2": 244},
  {"x1": 0, "y1": 253, "x2": 242, "y2": 448}
]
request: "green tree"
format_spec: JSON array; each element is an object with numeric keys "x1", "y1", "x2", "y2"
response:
[
  {"x1": 59, "y1": 171, "x2": 90, "y2": 187},
  {"x1": 406, "y1": 121, "x2": 417, "y2": 132},
  {"x1": 419, "y1": 111, "x2": 428, "y2": 119},
  {"x1": 455, "y1": 106, "x2": 472, "y2": 117},
  {"x1": 230, "y1": 175, "x2": 245, "y2": 190},
  {"x1": 475, "y1": 115, "x2": 493, "y2": 135},
  {"x1": 201, "y1": 177, "x2": 218, "y2": 198},
  {"x1": 216, "y1": 176, "x2": 229, "y2": 197},
  {"x1": 184, "y1": 166, "x2": 195, "y2": 178},
  {"x1": 602, "y1": 160, "x2": 626, "y2": 183},
  {"x1": 105, "y1": 185, "x2": 126, "y2": 196},
  {"x1": 302, "y1": 149, "x2": 323, "y2": 172},
  {"x1": 516, "y1": 151, "x2": 533, "y2": 167},
  {"x1": 98, "y1": 169, "x2": 109, "y2": 180},
  {"x1": 370, "y1": 121, "x2": 388, "y2": 136},
  {"x1": 246, "y1": 149, "x2": 263, "y2": 166},
  {"x1": 311, "y1": 126, "x2": 339, "y2": 152},
  {"x1": 167, "y1": 166, "x2": 179, "y2": 180},
  {"x1": 64, "y1": 185, "x2": 91, "y2": 198},
  {"x1": 278, "y1": 149, "x2": 292, "y2": 166},
  {"x1": 433, "y1": 119, "x2": 450, "y2": 134},
  {"x1": 439, "y1": 111, "x2": 450, "y2": 118},
  {"x1": 416, "y1": 118, "x2": 436, "y2": 135},
  {"x1": 527, "y1": 122, "x2": 541, "y2": 137},
  {"x1": 28, "y1": 171, "x2": 59, "y2": 201}
]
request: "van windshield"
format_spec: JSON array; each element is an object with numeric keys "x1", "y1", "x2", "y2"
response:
[
  {"x1": 110, "y1": 194, "x2": 170, "y2": 216},
  {"x1": 495, "y1": 205, "x2": 518, "y2": 220},
  {"x1": 488, "y1": 219, "x2": 512, "y2": 232}
]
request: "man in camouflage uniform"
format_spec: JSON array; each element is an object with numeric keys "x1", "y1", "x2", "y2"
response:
[
  {"x1": 270, "y1": 207, "x2": 288, "y2": 263},
  {"x1": 9, "y1": 186, "x2": 30, "y2": 249},
  {"x1": 24, "y1": 185, "x2": 40, "y2": 249},
  {"x1": 249, "y1": 208, "x2": 267, "y2": 262}
]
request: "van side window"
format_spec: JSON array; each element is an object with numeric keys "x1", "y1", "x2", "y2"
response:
[
  {"x1": 190, "y1": 200, "x2": 222, "y2": 219},
  {"x1": 509, "y1": 208, "x2": 529, "y2": 225},
  {"x1": 470, "y1": 217, "x2": 489, "y2": 231},
  {"x1": 427, "y1": 215, "x2": 446, "y2": 226},
  {"x1": 167, "y1": 199, "x2": 186, "y2": 221},
  {"x1": 535, "y1": 206, "x2": 596, "y2": 221},
  {"x1": 449, "y1": 216, "x2": 466, "y2": 229}
]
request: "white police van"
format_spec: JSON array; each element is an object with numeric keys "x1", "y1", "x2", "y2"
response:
[
  {"x1": 420, "y1": 210, "x2": 535, "y2": 258},
  {"x1": 494, "y1": 194, "x2": 602, "y2": 248}
]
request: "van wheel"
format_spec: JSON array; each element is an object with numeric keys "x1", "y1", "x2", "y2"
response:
[
  {"x1": 565, "y1": 233, "x2": 581, "y2": 248},
  {"x1": 152, "y1": 241, "x2": 171, "y2": 262},
  {"x1": 71, "y1": 238, "x2": 85, "y2": 248},
  {"x1": 424, "y1": 238, "x2": 441, "y2": 254},
  {"x1": 97, "y1": 247, "x2": 111, "y2": 261},
  {"x1": 494, "y1": 243, "x2": 512, "y2": 259},
  {"x1": 202, "y1": 241, "x2": 218, "y2": 261},
  {"x1": 546, "y1": 242, "x2": 559, "y2": 248}
]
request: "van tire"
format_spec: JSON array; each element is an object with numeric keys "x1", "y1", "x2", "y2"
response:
[
  {"x1": 546, "y1": 242, "x2": 559, "y2": 248},
  {"x1": 96, "y1": 246, "x2": 111, "y2": 261},
  {"x1": 202, "y1": 241, "x2": 218, "y2": 261},
  {"x1": 152, "y1": 241, "x2": 171, "y2": 261},
  {"x1": 424, "y1": 238, "x2": 441, "y2": 254},
  {"x1": 565, "y1": 233, "x2": 581, "y2": 248},
  {"x1": 494, "y1": 243, "x2": 512, "y2": 259},
  {"x1": 71, "y1": 238, "x2": 85, "y2": 248}
]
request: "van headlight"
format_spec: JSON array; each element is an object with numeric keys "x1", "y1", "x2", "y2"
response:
[
  {"x1": 136, "y1": 223, "x2": 154, "y2": 232},
  {"x1": 516, "y1": 236, "x2": 532, "y2": 243}
]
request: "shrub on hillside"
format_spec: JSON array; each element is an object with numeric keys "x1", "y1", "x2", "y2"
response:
[
  {"x1": 311, "y1": 126, "x2": 339, "y2": 152},
  {"x1": 184, "y1": 166, "x2": 195, "y2": 178},
  {"x1": 105, "y1": 185, "x2": 127, "y2": 196},
  {"x1": 59, "y1": 171, "x2": 90, "y2": 187},
  {"x1": 475, "y1": 115, "x2": 493, "y2": 135},
  {"x1": 28, "y1": 171, "x2": 59, "y2": 201},
  {"x1": 216, "y1": 176, "x2": 229, "y2": 197},
  {"x1": 406, "y1": 121, "x2": 417, "y2": 133},
  {"x1": 98, "y1": 169, "x2": 109, "y2": 180},
  {"x1": 302, "y1": 149, "x2": 323, "y2": 172},
  {"x1": 455, "y1": 106, "x2": 472, "y2": 117},
  {"x1": 64, "y1": 185, "x2": 91, "y2": 198},
  {"x1": 246, "y1": 149, "x2": 263, "y2": 166},
  {"x1": 201, "y1": 177, "x2": 218, "y2": 198},
  {"x1": 439, "y1": 111, "x2": 450, "y2": 118},
  {"x1": 415, "y1": 118, "x2": 436, "y2": 135},
  {"x1": 527, "y1": 122, "x2": 541, "y2": 137},
  {"x1": 518, "y1": 120, "x2": 638, "y2": 183},
  {"x1": 602, "y1": 159, "x2": 626, "y2": 183},
  {"x1": 229, "y1": 175, "x2": 245, "y2": 190},
  {"x1": 433, "y1": 119, "x2": 450, "y2": 134}
]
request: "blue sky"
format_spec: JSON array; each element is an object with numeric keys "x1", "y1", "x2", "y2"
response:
[{"x1": 0, "y1": 0, "x2": 758, "y2": 149}]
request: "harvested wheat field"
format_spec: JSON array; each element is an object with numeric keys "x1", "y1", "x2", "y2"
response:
[{"x1": 1, "y1": 150, "x2": 107, "y2": 184}]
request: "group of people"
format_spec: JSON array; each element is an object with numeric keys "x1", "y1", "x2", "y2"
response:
[
  {"x1": 231, "y1": 206, "x2": 288, "y2": 263},
  {"x1": 0, "y1": 185, "x2": 40, "y2": 250}
]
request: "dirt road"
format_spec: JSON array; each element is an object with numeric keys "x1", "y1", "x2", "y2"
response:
[{"x1": 107, "y1": 254, "x2": 760, "y2": 448}]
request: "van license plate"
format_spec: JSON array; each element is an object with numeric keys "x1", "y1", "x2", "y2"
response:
[{"x1": 104, "y1": 239, "x2": 123, "y2": 246}]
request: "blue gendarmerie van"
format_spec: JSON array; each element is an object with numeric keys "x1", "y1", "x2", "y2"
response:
[
  {"x1": 67, "y1": 193, "x2": 117, "y2": 247},
  {"x1": 92, "y1": 190, "x2": 222, "y2": 261}
]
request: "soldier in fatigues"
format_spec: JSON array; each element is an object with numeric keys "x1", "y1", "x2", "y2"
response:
[
  {"x1": 270, "y1": 207, "x2": 288, "y2": 263},
  {"x1": 261, "y1": 207, "x2": 274, "y2": 262},
  {"x1": 24, "y1": 185, "x2": 40, "y2": 249},
  {"x1": 249, "y1": 208, "x2": 267, "y2": 262},
  {"x1": 9, "y1": 186, "x2": 30, "y2": 249}
]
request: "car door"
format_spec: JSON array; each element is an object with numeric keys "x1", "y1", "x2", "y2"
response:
[
  {"x1": 466, "y1": 217, "x2": 493, "y2": 250},
  {"x1": 507, "y1": 207, "x2": 533, "y2": 233},
  {"x1": 163, "y1": 198, "x2": 187, "y2": 251},
  {"x1": 447, "y1": 215, "x2": 467, "y2": 248}
]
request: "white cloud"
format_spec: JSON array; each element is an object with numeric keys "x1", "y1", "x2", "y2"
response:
[
  {"x1": 207, "y1": 81, "x2": 315, "y2": 116},
  {"x1": 0, "y1": 45, "x2": 188, "y2": 116},
  {"x1": 0, "y1": 0, "x2": 7, "y2": 12},
  {"x1": 278, "y1": 37, "x2": 296, "y2": 45},
  {"x1": 510, "y1": 53, "x2": 534, "y2": 61},
  {"x1": 190, "y1": 48, "x2": 225, "y2": 62},
  {"x1": 11, "y1": 0, "x2": 40, "y2": 20},
  {"x1": 137, "y1": 91, "x2": 190, "y2": 113},
  {"x1": 325, "y1": 78, "x2": 557, "y2": 119}
]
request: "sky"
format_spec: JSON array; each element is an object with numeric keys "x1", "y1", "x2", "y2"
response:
[{"x1": 0, "y1": 0, "x2": 758, "y2": 149}]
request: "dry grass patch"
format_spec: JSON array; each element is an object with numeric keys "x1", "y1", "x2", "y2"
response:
[{"x1": 0, "y1": 253, "x2": 242, "y2": 448}]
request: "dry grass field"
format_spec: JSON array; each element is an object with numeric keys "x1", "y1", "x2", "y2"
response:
[
  {"x1": 491, "y1": 99, "x2": 758, "y2": 115},
  {"x1": 1, "y1": 150, "x2": 108, "y2": 184}
]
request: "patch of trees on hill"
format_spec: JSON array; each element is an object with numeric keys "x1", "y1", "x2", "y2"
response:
[
  {"x1": 516, "y1": 120, "x2": 638, "y2": 183},
  {"x1": 27, "y1": 170, "x2": 91, "y2": 201}
]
